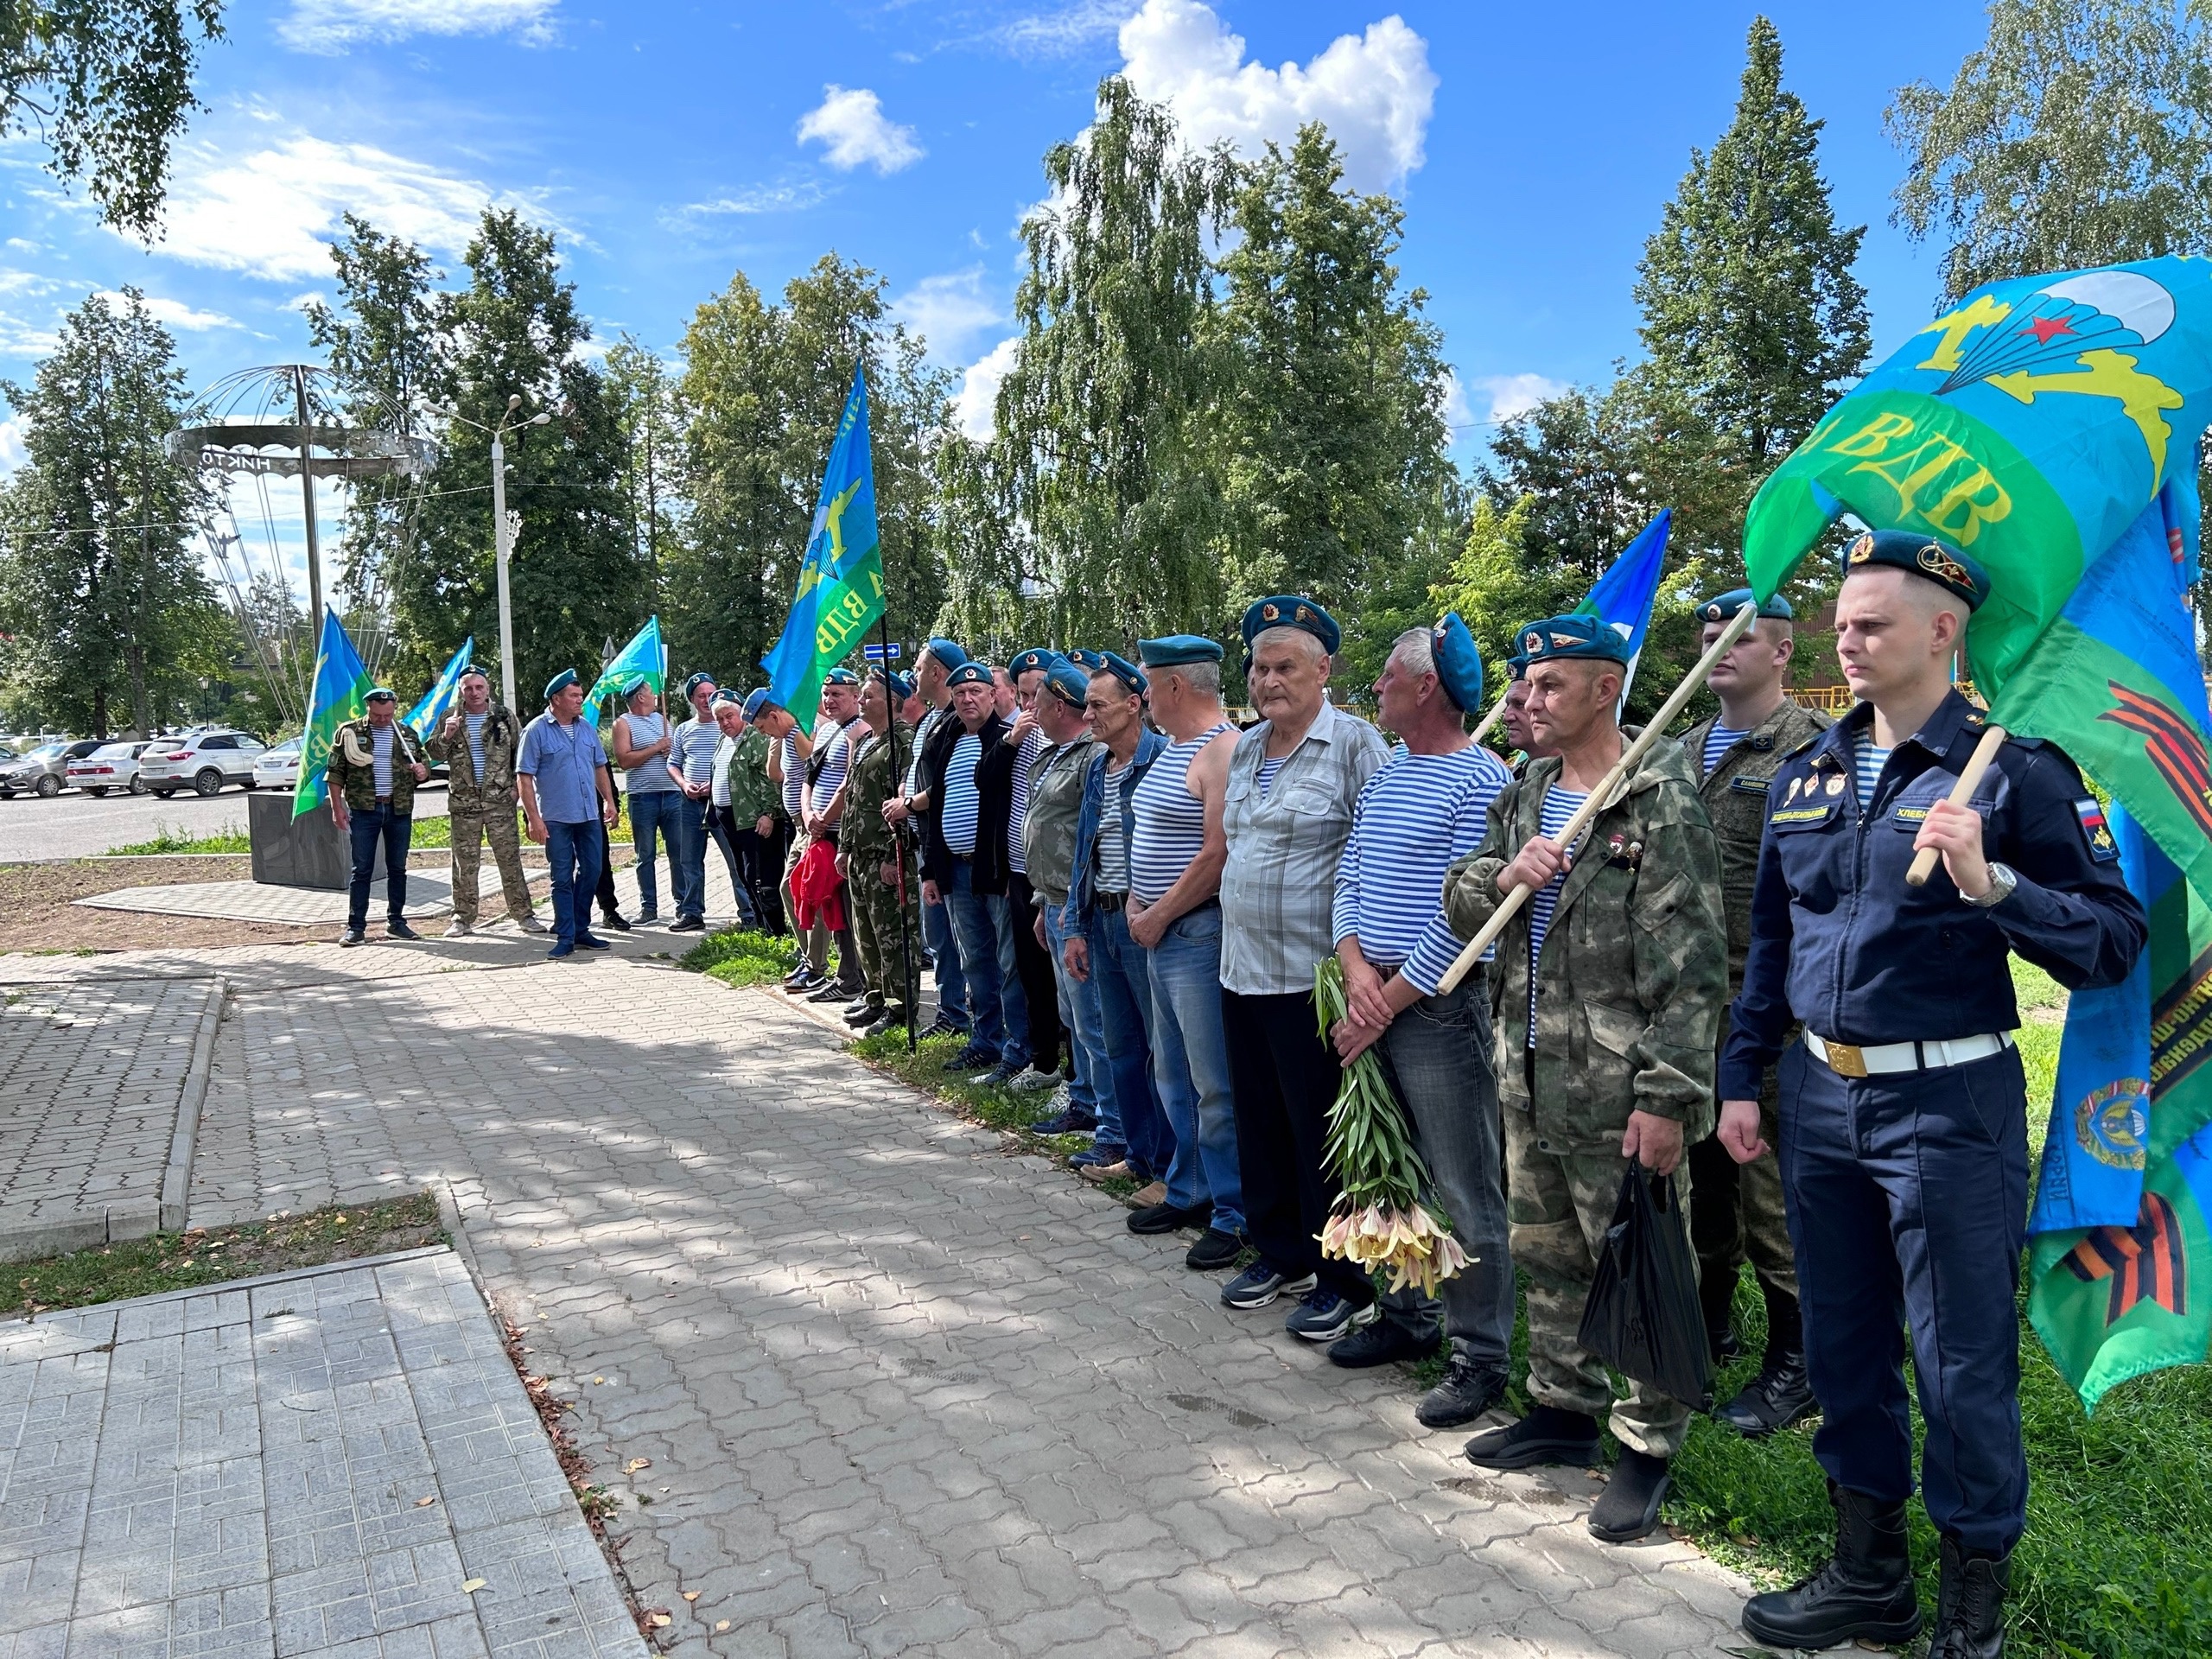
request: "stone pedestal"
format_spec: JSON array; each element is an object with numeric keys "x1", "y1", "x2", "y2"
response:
[{"x1": 248, "y1": 790, "x2": 349, "y2": 890}]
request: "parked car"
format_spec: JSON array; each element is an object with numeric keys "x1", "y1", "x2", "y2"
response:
[
  {"x1": 252, "y1": 738, "x2": 302, "y2": 790},
  {"x1": 137, "y1": 730, "x2": 268, "y2": 798},
  {"x1": 67, "y1": 741, "x2": 154, "y2": 797},
  {"x1": 0, "y1": 739, "x2": 103, "y2": 798}
]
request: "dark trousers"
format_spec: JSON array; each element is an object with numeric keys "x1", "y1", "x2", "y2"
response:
[
  {"x1": 1006, "y1": 872, "x2": 1063, "y2": 1074},
  {"x1": 543, "y1": 819, "x2": 606, "y2": 947},
  {"x1": 346, "y1": 804, "x2": 412, "y2": 931},
  {"x1": 752, "y1": 817, "x2": 791, "y2": 934},
  {"x1": 1779, "y1": 1039, "x2": 2031, "y2": 1553},
  {"x1": 594, "y1": 810, "x2": 620, "y2": 916},
  {"x1": 707, "y1": 805, "x2": 762, "y2": 928}
]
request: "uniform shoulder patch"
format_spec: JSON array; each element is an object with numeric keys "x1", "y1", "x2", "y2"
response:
[
  {"x1": 2075, "y1": 798, "x2": 2120, "y2": 863},
  {"x1": 1727, "y1": 776, "x2": 1770, "y2": 793}
]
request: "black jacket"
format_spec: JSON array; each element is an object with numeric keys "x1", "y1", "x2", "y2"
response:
[{"x1": 918, "y1": 710, "x2": 1014, "y2": 893}]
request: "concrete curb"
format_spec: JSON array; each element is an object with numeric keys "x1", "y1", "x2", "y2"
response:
[{"x1": 158, "y1": 975, "x2": 226, "y2": 1231}]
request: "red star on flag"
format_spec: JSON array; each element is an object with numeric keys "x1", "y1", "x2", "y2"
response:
[{"x1": 2024, "y1": 314, "x2": 2079, "y2": 345}]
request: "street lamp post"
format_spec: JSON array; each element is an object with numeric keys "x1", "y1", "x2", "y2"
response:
[{"x1": 431, "y1": 394, "x2": 550, "y2": 712}]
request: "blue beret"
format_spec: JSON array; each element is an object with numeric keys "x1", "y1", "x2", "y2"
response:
[
  {"x1": 1009, "y1": 647, "x2": 1059, "y2": 677},
  {"x1": 822, "y1": 666, "x2": 861, "y2": 687},
  {"x1": 1138, "y1": 634, "x2": 1224, "y2": 667},
  {"x1": 945, "y1": 661, "x2": 993, "y2": 688},
  {"x1": 1514, "y1": 613, "x2": 1634, "y2": 666},
  {"x1": 544, "y1": 668, "x2": 579, "y2": 699},
  {"x1": 877, "y1": 668, "x2": 914, "y2": 701},
  {"x1": 1042, "y1": 658, "x2": 1090, "y2": 706},
  {"x1": 1065, "y1": 647, "x2": 1109, "y2": 673},
  {"x1": 365, "y1": 685, "x2": 396, "y2": 702},
  {"x1": 709, "y1": 687, "x2": 741, "y2": 706},
  {"x1": 741, "y1": 688, "x2": 777, "y2": 720},
  {"x1": 1844, "y1": 528, "x2": 1990, "y2": 612},
  {"x1": 1242, "y1": 594, "x2": 1341, "y2": 655},
  {"x1": 622, "y1": 674, "x2": 652, "y2": 698},
  {"x1": 683, "y1": 671, "x2": 716, "y2": 695},
  {"x1": 1696, "y1": 588, "x2": 1792, "y2": 624},
  {"x1": 1096, "y1": 652, "x2": 1148, "y2": 696},
  {"x1": 922, "y1": 637, "x2": 969, "y2": 671},
  {"x1": 1429, "y1": 613, "x2": 1485, "y2": 714}
]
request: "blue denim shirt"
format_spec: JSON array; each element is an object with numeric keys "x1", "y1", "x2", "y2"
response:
[{"x1": 1063, "y1": 727, "x2": 1168, "y2": 940}]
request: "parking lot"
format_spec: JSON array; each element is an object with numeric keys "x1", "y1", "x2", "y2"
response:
[{"x1": 0, "y1": 780, "x2": 448, "y2": 861}]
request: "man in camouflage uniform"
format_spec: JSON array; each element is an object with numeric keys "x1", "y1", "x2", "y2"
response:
[
  {"x1": 838, "y1": 669, "x2": 920, "y2": 1036},
  {"x1": 1445, "y1": 613, "x2": 1726, "y2": 1546},
  {"x1": 429, "y1": 665, "x2": 541, "y2": 937},
  {"x1": 720, "y1": 701, "x2": 786, "y2": 932},
  {"x1": 326, "y1": 686, "x2": 434, "y2": 946},
  {"x1": 1676, "y1": 589, "x2": 1829, "y2": 1437}
]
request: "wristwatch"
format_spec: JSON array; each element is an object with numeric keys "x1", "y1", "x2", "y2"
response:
[{"x1": 1960, "y1": 861, "x2": 2018, "y2": 907}]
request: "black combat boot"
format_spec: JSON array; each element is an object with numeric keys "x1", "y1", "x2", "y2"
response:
[
  {"x1": 1928, "y1": 1535, "x2": 2010, "y2": 1658},
  {"x1": 1714, "y1": 1288, "x2": 1816, "y2": 1436},
  {"x1": 1740, "y1": 1482, "x2": 1923, "y2": 1649},
  {"x1": 1700, "y1": 1262, "x2": 1743, "y2": 1366}
]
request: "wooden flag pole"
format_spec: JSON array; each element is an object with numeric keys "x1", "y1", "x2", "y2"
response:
[
  {"x1": 1904, "y1": 723, "x2": 2007, "y2": 888},
  {"x1": 1436, "y1": 603, "x2": 1758, "y2": 995},
  {"x1": 1466, "y1": 688, "x2": 1510, "y2": 749}
]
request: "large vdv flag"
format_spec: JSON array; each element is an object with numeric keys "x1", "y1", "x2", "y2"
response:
[
  {"x1": 294, "y1": 606, "x2": 374, "y2": 817},
  {"x1": 761, "y1": 365, "x2": 884, "y2": 729},
  {"x1": 404, "y1": 637, "x2": 473, "y2": 741}
]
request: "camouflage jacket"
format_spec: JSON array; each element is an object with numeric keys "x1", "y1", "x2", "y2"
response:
[
  {"x1": 724, "y1": 727, "x2": 781, "y2": 825},
  {"x1": 1676, "y1": 700, "x2": 1830, "y2": 991},
  {"x1": 840, "y1": 720, "x2": 916, "y2": 868},
  {"x1": 1443, "y1": 732, "x2": 1726, "y2": 1147},
  {"x1": 1022, "y1": 735, "x2": 1096, "y2": 905},
  {"x1": 325, "y1": 717, "x2": 431, "y2": 815},
  {"x1": 426, "y1": 705, "x2": 523, "y2": 808}
]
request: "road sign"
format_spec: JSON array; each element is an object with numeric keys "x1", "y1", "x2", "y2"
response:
[{"x1": 862, "y1": 642, "x2": 903, "y2": 661}]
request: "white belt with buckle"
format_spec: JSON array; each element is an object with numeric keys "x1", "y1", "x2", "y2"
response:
[{"x1": 1804, "y1": 1030, "x2": 2015, "y2": 1078}]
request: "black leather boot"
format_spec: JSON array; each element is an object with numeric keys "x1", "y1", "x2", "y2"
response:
[
  {"x1": 1713, "y1": 1349, "x2": 1816, "y2": 1436},
  {"x1": 1929, "y1": 1535, "x2": 2010, "y2": 1658},
  {"x1": 1740, "y1": 1482, "x2": 1923, "y2": 1649}
]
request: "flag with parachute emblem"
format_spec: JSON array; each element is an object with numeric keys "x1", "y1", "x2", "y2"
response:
[
  {"x1": 293, "y1": 606, "x2": 375, "y2": 818},
  {"x1": 760, "y1": 365, "x2": 883, "y2": 729}
]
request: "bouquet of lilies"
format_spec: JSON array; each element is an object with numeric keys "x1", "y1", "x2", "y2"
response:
[{"x1": 1313, "y1": 957, "x2": 1471, "y2": 1297}]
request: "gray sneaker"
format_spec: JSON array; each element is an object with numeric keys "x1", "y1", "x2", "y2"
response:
[
  {"x1": 514, "y1": 915, "x2": 548, "y2": 933},
  {"x1": 1007, "y1": 1066, "x2": 1060, "y2": 1093},
  {"x1": 445, "y1": 918, "x2": 474, "y2": 938}
]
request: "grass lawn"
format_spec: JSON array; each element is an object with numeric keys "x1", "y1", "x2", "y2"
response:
[{"x1": 110, "y1": 815, "x2": 462, "y2": 855}]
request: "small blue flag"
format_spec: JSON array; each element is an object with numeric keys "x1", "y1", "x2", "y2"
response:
[
  {"x1": 1576, "y1": 509, "x2": 1669, "y2": 706},
  {"x1": 404, "y1": 637, "x2": 474, "y2": 741}
]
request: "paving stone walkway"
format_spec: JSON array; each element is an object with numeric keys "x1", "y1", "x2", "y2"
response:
[{"x1": 0, "y1": 1248, "x2": 645, "y2": 1659}]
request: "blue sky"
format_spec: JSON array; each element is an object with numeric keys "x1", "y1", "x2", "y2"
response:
[{"x1": 0, "y1": 0, "x2": 1990, "y2": 480}]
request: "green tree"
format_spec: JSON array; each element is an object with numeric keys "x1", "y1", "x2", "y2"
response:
[
  {"x1": 1332, "y1": 474, "x2": 1472, "y2": 702},
  {"x1": 0, "y1": 287, "x2": 226, "y2": 734},
  {"x1": 2, "y1": 0, "x2": 226, "y2": 234},
  {"x1": 1889, "y1": 0, "x2": 2212, "y2": 304},
  {"x1": 605, "y1": 334, "x2": 682, "y2": 616}
]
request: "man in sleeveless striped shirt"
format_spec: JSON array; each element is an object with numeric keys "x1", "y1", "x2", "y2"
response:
[
  {"x1": 1329, "y1": 615, "x2": 1516, "y2": 1422},
  {"x1": 1122, "y1": 634, "x2": 1245, "y2": 1267},
  {"x1": 1674, "y1": 590, "x2": 1828, "y2": 1440},
  {"x1": 1443, "y1": 613, "x2": 1726, "y2": 1546},
  {"x1": 612, "y1": 677, "x2": 682, "y2": 925}
]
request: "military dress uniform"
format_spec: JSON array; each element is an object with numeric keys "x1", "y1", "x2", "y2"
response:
[
  {"x1": 428, "y1": 702, "x2": 534, "y2": 928},
  {"x1": 842, "y1": 717, "x2": 921, "y2": 1030}
]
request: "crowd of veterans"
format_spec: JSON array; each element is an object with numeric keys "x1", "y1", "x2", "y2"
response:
[{"x1": 323, "y1": 529, "x2": 2143, "y2": 1658}]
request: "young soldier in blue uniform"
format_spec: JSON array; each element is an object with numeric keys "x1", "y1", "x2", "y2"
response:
[{"x1": 1723, "y1": 531, "x2": 2145, "y2": 1657}]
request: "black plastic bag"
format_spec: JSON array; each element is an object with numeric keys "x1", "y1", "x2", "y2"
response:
[{"x1": 1576, "y1": 1165, "x2": 1713, "y2": 1408}]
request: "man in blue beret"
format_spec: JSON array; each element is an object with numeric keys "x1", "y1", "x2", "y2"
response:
[
  {"x1": 1000, "y1": 649, "x2": 1071, "y2": 1099},
  {"x1": 326, "y1": 684, "x2": 433, "y2": 945},
  {"x1": 666, "y1": 671, "x2": 728, "y2": 931},
  {"x1": 836, "y1": 668, "x2": 923, "y2": 1034},
  {"x1": 884, "y1": 639, "x2": 973, "y2": 1039},
  {"x1": 697, "y1": 686, "x2": 765, "y2": 932},
  {"x1": 1065, "y1": 647, "x2": 1109, "y2": 674},
  {"x1": 1443, "y1": 613, "x2": 1726, "y2": 1543},
  {"x1": 1021, "y1": 656, "x2": 1115, "y2": 1131},
  {"x1": 613, "y1": 675, "x2": 682, "y2": 925},
  {"x1": 1727, "y1": 532, "x2": 2144, "y2": 1653},
  {"x1": 800, "y1": 667, "x2": 869, "y2": 1007},
  {"x1": 518, "y1": 670, "x2": 619, "y2": 957},
  {"x1": 430, "y1": 664, "x2": 543, "y2": 938},
  {"x1": 1673, "y1": 591, "x2": 1829, "y2": 1440}
]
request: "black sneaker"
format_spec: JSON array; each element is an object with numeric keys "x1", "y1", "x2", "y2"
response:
[
  {"x1": 1127, "y1": 1199, "x2": 1211, "y2": 1236},
  {"x1": 1326, "y1": 1319, "x2": 1439, "y2": 1370},
  {"x1": 843, "y1": 1003, "x2": 882, "y2": 1028},
  {"x1": 339, "y1": 927, "x2": 365, "y2": 947},
  {"x1": 785, "y1": 965, "x2": 815, "y2": 989},
  {"x1": 1026, "y1": 1109, "x2": 1098, "y2": 1135},
  {"x1": 1220, "y1": 1264, "x2": 1316, "y2": 1310},
  {"x1": 1464, "y1": 1406, "x2": 1602, "y2": 1471},
  {"x1": 668, "y1": 916, "x2": 706, "y2": 933},
  {"x1": 843, "y1": 995, "x2": 873, "y2": 1017},
  {"x1": 944, "y1": 1044, "x2": 995, "y2": 1071},
  {"x1": 1588, "y1": 1449, "x2": 1673, "y2": 1543},
  {"x1": 861, "y1": 1012, "x2": 906, "y2": 1039},
  {"x1": 599, "y1": 911, "x2": 632, "y2": 932},
  {"x1": 574, "y1": 933, "x2": 610, "y2": 950},
  {"x1": 385, "y1": 918, "x2": 422, "y2": 941},
  {"x1": 919, "y1": 1014, "x2": 968, "y2": 1040},
  {"x1": 1184, "y1": 1228, "x2": 1243, "y2": 1272},
  {"x1": 1417, "y1": 1352, "x2": 1510, "y2": 1428},
  {"x1": 806, "y1": 981, "x2": 849, "y2": 1003}
]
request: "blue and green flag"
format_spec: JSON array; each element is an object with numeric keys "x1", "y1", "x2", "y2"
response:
[
  {"x1": 294, "y1": 606, "x2": 374, "y2": 818},
  {"x1": 761, "y1": 365, "x2": 883, "y2": 728},
  {"x1": 586, "y1": 617, "x2": 664, "y2": 709},
  {"x1": 404, "y1": 637, "x2": 473, "y2": 741}
]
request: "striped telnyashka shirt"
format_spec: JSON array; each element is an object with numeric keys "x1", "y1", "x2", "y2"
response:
[
  {"x1": 1004, "y1": 725, "x2": 1048, "y2": 874},
  {"x1": 1701, "y1": 724, "x2": 1748, "y2": 777},
  {"x1": 1128, "y1": 722, "x2": 1232, "y2": 905},
  {"x1": 1525, "y1": 785, "x2": 1589, "y2": 1046},
  {"x1": 940, "y1": 732, "x2": 983, "y2": 855}
]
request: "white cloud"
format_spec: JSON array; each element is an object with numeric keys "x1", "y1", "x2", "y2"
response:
[
  {"x1": 144, "y1": 135, "x2": 557, "y2": 283},
  {"x1": 0, "y1": 419, "x2": 25, "y2": 474},
  {"x1": 1465, "y1": 372, "x2": 1569, "y2": 425},
  {"x1": 672, "y1": 181, "x2": 829, "y2": 219},
  {"x1": 796, "y1": 86, "x2": 924, "y2": 175},
  {"x1": 954, "y1": 336, "x2": 1020, "y2": 441},
  {"x1": 893, "y1": 267, "x2": 1002, "y2": 362},
  {"x1": 98, "y1": 290, "x2": 242, "y2": 332},
  {"x1": 277, "y1": 0, "x2": 557, "y2": 53},
  {"x1": 1116, "y1": 0, "x2": 1436, "y2": 193},
  {"x1": 988, "y1": 0, "x2": 1131, "y2": 57}
]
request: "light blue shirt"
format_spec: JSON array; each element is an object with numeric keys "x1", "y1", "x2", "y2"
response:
[{"x1": 518, "y1": 713, "x2": 608, "y2": 825}]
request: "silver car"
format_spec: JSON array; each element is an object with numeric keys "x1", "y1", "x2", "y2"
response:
[
  {"x1": 0, "y1": 740, "x2": 103, "y2": 798},
  {"x1": 252, "y1": 737, "x2": 302, "y2": 790},
  {"x1": 67, "y1": 741, "x2": 153, "y2": 797},
  {"x1": 137, "y1": 730, "x2": 268, "y2": 798}
]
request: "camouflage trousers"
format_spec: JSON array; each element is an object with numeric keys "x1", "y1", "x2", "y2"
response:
[
  {"x1": 1504, "y1": 1103, "x2": 1697, "y2": 1459},
  {"x1": 1689, "y1": 1014, "x2": 1799, "y2": 1331},
  {"x1": 448, "y1": 793, "x2": 534, "y2": 925},
  {"x1": 850, "y1": 855, "x2": 920, "y2": 1016}
]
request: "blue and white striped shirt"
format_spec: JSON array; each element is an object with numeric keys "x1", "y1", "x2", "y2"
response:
[
  {"x1": 1525, "y1": 785, "x2": 1588, "y2": 1046},
  {"x1": 806, "y1": 721, "x2": 858, "y2": 822},
  {"x1": 464, "y1": 712, "x2": 488, "y2": 783},
  {"x1": 1855, "y1": 732, "x2": 1891, "y2": 809},
  {"x1": 1129, "y1": 722, "x2": 1230, "y2": 904},
  {"x1": 941, "y1": 733, "x2": 983, "y2": 855},
  {"x1": 1255, "y1": 755, "x2": 1287, "y2": 797},
  {"x1": 778, "y1": 733, "x2": 804, "y2": 821},
  {"x1": 1332, "y1": 743, "x2": 1511, "y2": 995},
  {"x1": 671, "y1": 715, "x2": 720, "y2": 790},
  {"x1": 1701, "y1": 724, "x2": 1748, "y2": 777},
  {"x1": 1005, "y1": 726, "x2": 1048, "y2": 874}
]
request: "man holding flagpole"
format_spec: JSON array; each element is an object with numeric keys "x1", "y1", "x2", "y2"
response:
[{"x1": 430, "y1": 665, "x2": 541, "y2": 937}]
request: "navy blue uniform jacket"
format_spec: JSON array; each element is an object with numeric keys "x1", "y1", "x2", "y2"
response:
[{"x1": 1719, "y1": 690, "x2": 2145, "y2": 1101}]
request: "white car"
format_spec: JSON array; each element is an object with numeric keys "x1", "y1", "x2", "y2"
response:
[
  {"x1": 252, "y1": 738, "x2": 302, "y2": 790},
  {"x1": 137, "y1": 730, "x2": 268, "y2": 798},
  {"x1": 67, "y1": 741, "x2": 153, "y2": 797}
]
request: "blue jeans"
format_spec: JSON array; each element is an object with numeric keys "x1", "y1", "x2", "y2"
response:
[
  {"x1": 671, "y1": 793, "x2": 710, "y2": 920},
  {"x1": 346, "y1": 804, "x2": 412, "y2": 931},
  {"x1": 626, "y1": 789, "x2": 684, "y2": 917},
  {"x1": 1090, "y1": 903, "x2": 1173, "y2": 1182},
  {"x1": 944, "y1": 861, "x2": 1029, "y2": 1068},
  {"x1": 923, "y1": 896, "x2": 967, "y2": 1031},
  {"x1": 1042, "y1": 899, "x2": 1106, "y2": 1120},
  {"x1": 1145, "y1": 904, "x2": 1243, "y2": 1234},
  {"x1": 707, "y1": 804, "x2": 759, "y2": 926},
  {"x1": 544, "y1": 819, "x2": 606, "y2": 947}
]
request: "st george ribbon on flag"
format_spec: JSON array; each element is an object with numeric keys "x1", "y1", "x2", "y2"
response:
[
  {"x1": 293, "y1": 606, "x2": 373, "y2": 818},
  {"x1": 760, "y1": 364, "x2": 885, "y2": 729}
]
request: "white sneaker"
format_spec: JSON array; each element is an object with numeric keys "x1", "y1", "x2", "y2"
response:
[
  {"x1": 445, "y1": 918, "x2": 474, "y2": 938},
  {"x1": 514, "y1": 915, "x2": 548, "y2": 934},
  {"x1": 1009, "y1": 1066, "x2": 1061, "y2": 1093}
]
